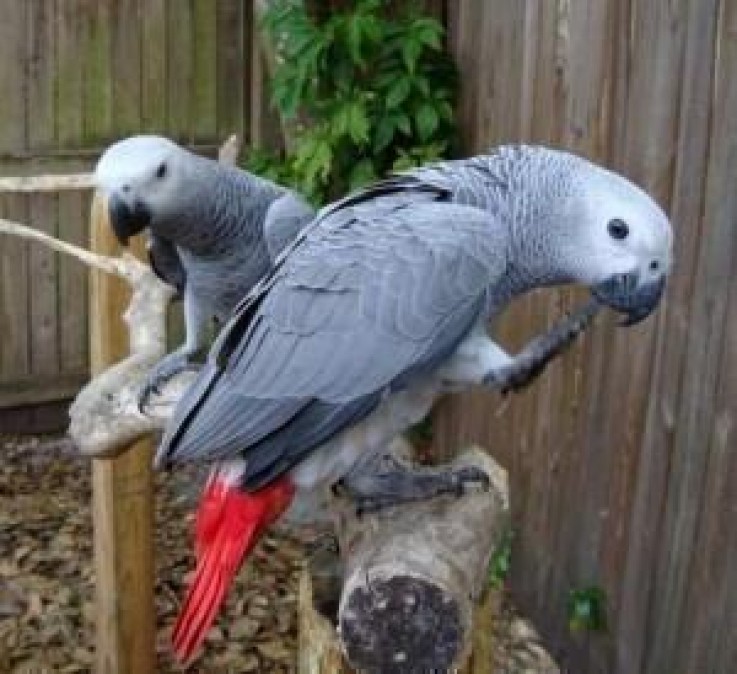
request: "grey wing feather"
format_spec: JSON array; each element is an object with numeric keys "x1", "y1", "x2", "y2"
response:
[
  {"x1": 156, "y1": 190, "x2": 506, "y2": 489},
  {"x1": 147, "y1": 233, "x2": 186, "y2": 297},
  {"x1": 263, "y1": 192, "x2": 316, "y2": 261}
]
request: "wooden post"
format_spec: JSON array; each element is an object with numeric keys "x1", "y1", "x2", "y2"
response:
[{"x1": 89, "y1": 194, "x2": 156, "y2": 674}]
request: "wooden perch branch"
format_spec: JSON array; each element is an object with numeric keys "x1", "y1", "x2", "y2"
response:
[
  {"x1": 0, "y1": 211, "x2": 190, "y2": 454},
  {"x1": 0, "y1": 217, "x2": 126, "y2": 277},
  {"x1": 301, "y1": 443, "x2": 509, "y2": 673},
  {"x1": 0, "y1": 172, "x2": 95, "y2": 192}
]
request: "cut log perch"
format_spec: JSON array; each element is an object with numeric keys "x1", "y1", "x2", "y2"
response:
[{"x1": 300, "y1": 445, "x2": 509, "y2": 674}]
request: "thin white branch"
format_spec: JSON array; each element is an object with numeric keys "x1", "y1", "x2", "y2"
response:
[
  {"x1": 0, "y1": 172, "x2": 95, "y2": 193},
  {"x1": 0, "y1": 212, "x2": 181, "y2": 456},
  {"x1": 0, "y1": 217, "x2": 127, "y2": 277}
]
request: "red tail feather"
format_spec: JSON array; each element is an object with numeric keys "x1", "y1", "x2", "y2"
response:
[{"x1": 172, "y1": 475, "x2": 295, "y2": 663}]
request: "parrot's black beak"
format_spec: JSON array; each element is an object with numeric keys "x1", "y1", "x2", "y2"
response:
[
  {"x1": 108, "y1": 194, "x2": 152, "y2": 246},
  {"x1": 591, "y1": 272, "x2": 666, "y2": 326}
]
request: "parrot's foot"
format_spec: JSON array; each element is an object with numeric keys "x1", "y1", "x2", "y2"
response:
[
  {"x1": 485, "y1": 299, "x2": 600, "y2": 393},
  {"x1": 138, "y1": 350, "x2": 203, "y2": 411},
  {"x1": 338, "y1": 452, "x2": 490, "y2": 515}
]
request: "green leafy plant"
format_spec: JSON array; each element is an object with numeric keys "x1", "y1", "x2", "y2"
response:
[
  {"x1": 252, "y1": 0, "x2": 459, "y2": 204},
  {"x1": 488, "y1": 527, "x2": 514, "y2": 588},
  {"x1": 567, "y1": 585, "x2": 607, "y2": 633}
]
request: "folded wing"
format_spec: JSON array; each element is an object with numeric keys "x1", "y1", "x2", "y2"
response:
[{"x1": 156, "y1": 189, "x2": 506, "y2": 490}]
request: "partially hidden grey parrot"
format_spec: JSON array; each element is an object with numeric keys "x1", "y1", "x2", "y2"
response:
[
  {"x1": 93, "y1": 135, "x2": 315, "y2": 402},
  {"x1": 154, "y1": 145, "x2": 673, "y2": 662}
]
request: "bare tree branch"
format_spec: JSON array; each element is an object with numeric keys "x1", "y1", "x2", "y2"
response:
[
  {"x1": 0, "y1": 217, "x2": 127, "y2": 277},
  {"x1": 0, "y1": 173, "x2": 94, "y2": 193}
]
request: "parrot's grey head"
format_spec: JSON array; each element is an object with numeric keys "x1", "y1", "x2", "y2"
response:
[
  {"x1": 94, "y1": 135, "x2": 195, "y2": 245},
  {"x1": 529, "y1": 151, "x2": 674, "y2": 326}
]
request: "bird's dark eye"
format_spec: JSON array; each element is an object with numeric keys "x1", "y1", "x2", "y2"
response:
[
  {"x1": 608, "y1": 218, "x2": 629, "y2": 240},
  {"x1": 156, "y1": 162, "x2": 167, "y2": 179}
]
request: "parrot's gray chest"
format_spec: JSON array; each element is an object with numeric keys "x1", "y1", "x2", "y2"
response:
[{"x1": 181, "y1": 244, "x2": 271, "y2": 321}]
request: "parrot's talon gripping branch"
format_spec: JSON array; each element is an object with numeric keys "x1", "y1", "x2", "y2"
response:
[
  {"x1": 137, "y1": 350, "x2": 205, "y2": 413},
  {"x1": 340, "y1": 451, "x2": 491, "y2": 515}
]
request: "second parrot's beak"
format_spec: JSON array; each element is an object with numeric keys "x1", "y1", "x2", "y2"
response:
[{"x1": 108, "y1": 193, "x2": 152, "y2": 246}]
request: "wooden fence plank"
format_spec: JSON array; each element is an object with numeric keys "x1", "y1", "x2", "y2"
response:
[
  {"x1": 27, "y1": 1, "x2": 59, "y2": 378},
  {"x1": 57, "y1": 2, "x2": 89, "y2": 378},
  {"x1": 192, "y1": 0, "x2": 219, "y2": 141},
  {"x1": 217, "y1": 0, "x2": 247, "y2": 141},
  {"x1": 82, "y1": 0, "x2": 113, "y2": 144},
  {"x1": 141, "y1": 0, "x2": 167, "y2": 133},
  {"x1": 0, "y1": 1, "x2": 29, "y2": 389},
  {"x1": 111, "y1": 0, "x2": 142, "y2": 136},
  {"x1": 0, "y1": 195, "x2": 30, "y2": 385},
  {"x1": 167, "y1": 0, "x2": 194, "y2": 141}
]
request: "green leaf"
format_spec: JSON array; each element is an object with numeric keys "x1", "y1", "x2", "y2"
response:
[
  {"x1": 412, "y1": 74, "x2": 431, "y2": 97},
  {"x1": 402, "y1": 38, "x2": 423, "y2": 73},
  {"x1": 438, "y1": 100, "x2": 455, "y2": 122},
  {"x1": 348, "y1": 158, "x2": 377, "y2": 190},
  {"x1": 332, "y1": 101, "x2": 369, "y2": 144},
  {"x1": 374, "y1": 116, "x2": 396, "y2": 152},
  {"x1": 346, "y1": 101, "x2": 369, "y2": 143},
  {"x1": 259, "y1": 0, "x2": 458, "y2": 206},
  {"x1": 567, "y1": 586, "x2": 608, "y2": 633},
  {"x1": 408, "y1": 18, "x2": 443, "y2": 49},
  {"x1": 395, "y1": 112, "x2": 412, "y2": 135},
  {"x1": 347, "y1": 15, "x2": 364, "y2": 64},
  {"x1": 392, "y1": 152, "x2": 416, "y2": 172},
  {"x1": 415, "y1": 103, "x2": 439, "y2": 141},
  {"x1": 386, "y1": 77, "x2": 412, "y2": 109}
]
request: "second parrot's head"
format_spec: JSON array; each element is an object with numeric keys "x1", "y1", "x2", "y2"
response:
[{"x1": 94, "y1": 135, "x2": 193, "y2": 246}]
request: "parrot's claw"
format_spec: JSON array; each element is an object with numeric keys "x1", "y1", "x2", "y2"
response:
[
  {"x1": 138, "y1": 351, "x2": 202, "y2": 412},
  {"x1": 340, "y1": 455, "x2": 490, "y2": 516},
  {"x1": 485, "y1": 299, "x2": 600, "y2": 394}
]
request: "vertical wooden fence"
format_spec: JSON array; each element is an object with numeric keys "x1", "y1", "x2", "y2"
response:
[{"x1": 436, "y1": 2, "x2": 737, "y2": 673}]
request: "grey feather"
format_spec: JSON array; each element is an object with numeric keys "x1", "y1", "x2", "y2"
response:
[{"x1": 263, "y1": 192, "x2": 316, "y2": 261}]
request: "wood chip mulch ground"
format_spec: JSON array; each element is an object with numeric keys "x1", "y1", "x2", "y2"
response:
[{"x1": 0, "y1": 433, "x2": 558, "y2": 674}]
